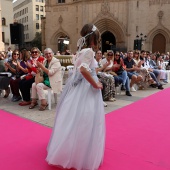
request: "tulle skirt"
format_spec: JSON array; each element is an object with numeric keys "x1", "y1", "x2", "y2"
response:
[{"x1": 46, "y1": 71, "x2": 105, "y2": 170}]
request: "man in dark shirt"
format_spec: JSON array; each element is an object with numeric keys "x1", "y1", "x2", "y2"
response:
[{"x1": 124, "y1": 50, "x2": 142, "y2": 92}]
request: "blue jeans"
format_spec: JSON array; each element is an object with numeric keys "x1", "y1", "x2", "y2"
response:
[
  {"x1": 149, "y1": 72, "x2": 160, "y2": 86},
  {"x1": 116, "y1": 71, "x2": 130, "y2": 91}
]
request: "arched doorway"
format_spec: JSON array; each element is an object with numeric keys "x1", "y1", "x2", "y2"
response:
[
  {"x1": 58, "y1": 35, "x2": 70, "y2": 54},
  {"x1": 101, "y1": 31, "x2": 116, "y2": 53},
  {"x1": 152, "y1": 33, "x2": 166, "y2": 53}
]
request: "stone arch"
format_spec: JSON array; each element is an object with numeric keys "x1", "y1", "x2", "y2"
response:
[
  {"x1": 50, "y1": 30, "x2": 70, "y2": 45},
  {"x1": 50, "y1": 29, "x2": 71, "y2": 52},
  {"x1": 146, "y1": 26, "x2": 170, "y2": 52},
  {"x1": 93, "y1": 18, "x2": 126, "y2": 49}
]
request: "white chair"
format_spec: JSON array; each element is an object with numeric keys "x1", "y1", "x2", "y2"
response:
[
  {"x1": 47, "y1": 66, "x2": 66, "y2": 110},
  {"x1": 115, "y1": 84, "x2": 122, "y2": 95},
  {"x1": 165, "y1": 70, "x2": 170, "y2": 82}
]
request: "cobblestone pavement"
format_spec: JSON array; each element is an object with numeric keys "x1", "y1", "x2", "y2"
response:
[{"x1": 0, "y1": 83, "x2": 169, "y2": 128}]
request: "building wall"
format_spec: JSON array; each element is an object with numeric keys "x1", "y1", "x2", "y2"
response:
[
  {"x1": 13, "y1": 0, "x2": 45, "y2": 46},
  {"x1": 0, "y1": 1, "x2": 4, "y2": 51},
  {"x1": 43, "y1": 0, "x2": 170, "y2": 54}
]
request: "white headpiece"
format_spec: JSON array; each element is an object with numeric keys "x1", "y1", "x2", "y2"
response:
[{"x1": 77, "y1": 25, "x2": 97, "y2": 52}]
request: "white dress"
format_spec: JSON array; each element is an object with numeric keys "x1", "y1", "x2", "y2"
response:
[{"x1": 46, "y1": 48, "x2": 105, "y2": 170}]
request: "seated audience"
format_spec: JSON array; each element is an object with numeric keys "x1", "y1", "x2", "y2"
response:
[
  {"x1": 141, "y1": 51, "x2": 164, "y2": 89},
  {"x1": 133, "y1": 50, "x2": 155, "y2": 89},
  {"x1": 154, "y1": 54, "x2": 168, "y2": 83},
  {"x1": 0, "y1": 50, "x2": 20, "y2": 98},
  {"x1": 10, "y1": 49, "x2": 30, "y2": 102},
  {"x1": 29, "y1": 48, "x2": 62, "y2": 111},
  {"x1": 19, "y1": 47, "x2": 44, "y2": 106},
  {"x1": 101, "y1": 50, "x2": 120, "y2": 87},
  {"x1": 95, "y1": 50, "x2": 116, "y2": 101},
  {"x1": 124, "y1": 50, "x2": 142, "y2": 92},
  {"x1": 113, "y1": 51, "x2": 132, "y2": 96}
]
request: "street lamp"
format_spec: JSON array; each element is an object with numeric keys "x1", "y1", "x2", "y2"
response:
[{"x1": 134, "y1": 33, "x2": 147, "y2": 50}]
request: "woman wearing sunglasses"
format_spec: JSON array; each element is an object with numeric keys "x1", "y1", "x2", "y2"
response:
[
  {"x1": 113, "y1": 52, "x2": 132, "y2": 96},
  {"x1": 29, "y1": 48, "x2": 62, "y2": 111},
  {"x1": 9, "y1": 49, "x2": 31, "y2": 102},
  {"x1": 0, "y1": 50, "x2": 20, "y2": 98},
  {"x1": 19, "y1": 47, "x2": 44, "y2": 106}
]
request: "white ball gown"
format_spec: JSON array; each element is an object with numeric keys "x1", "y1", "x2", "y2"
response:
[{"x1": 46, "y1": 48, "x2": 105, "y2": 170}]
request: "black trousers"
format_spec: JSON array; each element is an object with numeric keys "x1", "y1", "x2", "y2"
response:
[
  {"x1": 19, "y1": 77, "x2": 35, "y2": 102},
  {"x1": 0, "y1": 76, "x2": 10, "y2": 89}
]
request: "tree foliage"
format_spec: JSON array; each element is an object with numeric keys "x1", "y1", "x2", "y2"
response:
[{"x1": 31, "y1": 32, "x2": 42, "y2": 51}]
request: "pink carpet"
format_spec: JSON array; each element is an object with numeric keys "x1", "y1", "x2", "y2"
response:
[{"x1": 1, "y1": 88, "x2": 170, "y2": 170}]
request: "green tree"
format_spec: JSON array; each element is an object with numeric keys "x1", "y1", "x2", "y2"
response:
[{"x1": 31, "y1": 32, "x2": 42, "y2": 51}]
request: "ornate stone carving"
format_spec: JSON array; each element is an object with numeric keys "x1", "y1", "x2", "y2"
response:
[
  {"x1": 158, "y1": 10, "x2": 164, "y2": 20},
  {"x1": 58, "y1": 15, "x2": 63, "y2": 24},
  {"x1": 101, "y1": 0, "x2": 110, "y2": 15}
]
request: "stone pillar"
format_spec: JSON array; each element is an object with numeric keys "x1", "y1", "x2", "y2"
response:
[{"x1": 0, "y1": 2, "x2": 4, "y2": 51}]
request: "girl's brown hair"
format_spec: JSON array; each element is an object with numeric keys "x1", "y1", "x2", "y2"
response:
[{"x1": 80, "y1": 24, "x2": 100, "y2": 48}]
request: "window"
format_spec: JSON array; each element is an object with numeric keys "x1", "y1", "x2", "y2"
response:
[
  {"x1": 137, "y1": 1, "x2": 139, "y2": 7},
  {"x1": 40, "y1": 15, "x2": 43, "y2": 18},
  {"x1": 2, "y1": 32, "x2": 5, "y2": 42},
  {"x1": 36, "y1": 14, "x2": 39, "y2": 20},
  {"x1": 36, "y1": 5, "x2": 39, "y2": 11},
  {"x1": 36, "y1": 23, "x2": 39, "y2": 29},
  {"x1": 40, "y1": 6, "x2": 43, "y2": 12},
  {"x1": 58, "y1": 0, "x2": 65, "y2": 3},
  {"x1": 2, "y1": 18, "x2": 6, "y2": 26}
]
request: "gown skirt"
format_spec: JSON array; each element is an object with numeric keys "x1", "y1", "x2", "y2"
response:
[{"x1": 46, "y1": 70, "x2": 105, "y2": 170}]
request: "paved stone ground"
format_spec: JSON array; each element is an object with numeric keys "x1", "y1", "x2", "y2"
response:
[{"x1": 0, "y1": 83, "x2": 169, "y2": 128}]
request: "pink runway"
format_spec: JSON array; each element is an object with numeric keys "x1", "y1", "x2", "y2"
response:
[{"x1": 0, "y1": 88, "x2": 170, "y2": 170}]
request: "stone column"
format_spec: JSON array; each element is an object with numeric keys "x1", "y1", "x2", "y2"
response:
[{"x1": 0, "y1": 2, "x2": 4, "y2": 51}]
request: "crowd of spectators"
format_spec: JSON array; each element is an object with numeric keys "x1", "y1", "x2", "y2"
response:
[
  {"x1": 0, "y1": 47, "x2": 62, "y2": 111},
  {"x1": 0, "y1": 47, "x2": 170, "y2": 108}
]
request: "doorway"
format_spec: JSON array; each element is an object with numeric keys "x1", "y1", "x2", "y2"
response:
[
  {"x1": 58, "y1": 35, "x2": 70, "y2": 54},
  {"x1": 101, "y1": 31, "x2": 116, "y2": 53},
  {"x1": 152, "y1": 33, "x2": 166, "y2": 53}
]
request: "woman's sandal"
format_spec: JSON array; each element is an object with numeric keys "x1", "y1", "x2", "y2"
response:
[
  {"x1": 29, "y1": 102, "x2": 38, "y2": 109},
  {"x1": 3, "y1": 87, "x2": 10, "y2": 98},
  {"x1": 39, "y1": 103, "x2": 48, "y2": 111}
]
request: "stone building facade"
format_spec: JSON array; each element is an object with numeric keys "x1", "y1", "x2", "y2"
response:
[
  {"x1": 0, "y1": 1, "x2": 4, "y2": 51},
  {"x1": 1, "y1": 0, "x2": 14, "y2": 51},
  {"x1": 42, "y1": 0, "x2": 170, "y2": 54},
  {"x1": 13, "y1": 0, "x2": 46, "y2": 49}
]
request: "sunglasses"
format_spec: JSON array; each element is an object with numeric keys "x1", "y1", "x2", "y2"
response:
[
  {"x1": 115, "y1": 54, "x2": 120, "y2": 56},
  {"x1": 13, "y1": 53, "x2": 19, "y2": 56},
  {"x1": 32, "y1": 51, "x2": 38, "y2": 54}
]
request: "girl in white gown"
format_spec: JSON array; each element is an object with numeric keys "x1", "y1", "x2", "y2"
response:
[{"x1": 46, "y1": 24, "x2": 105, "y2": 170}]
